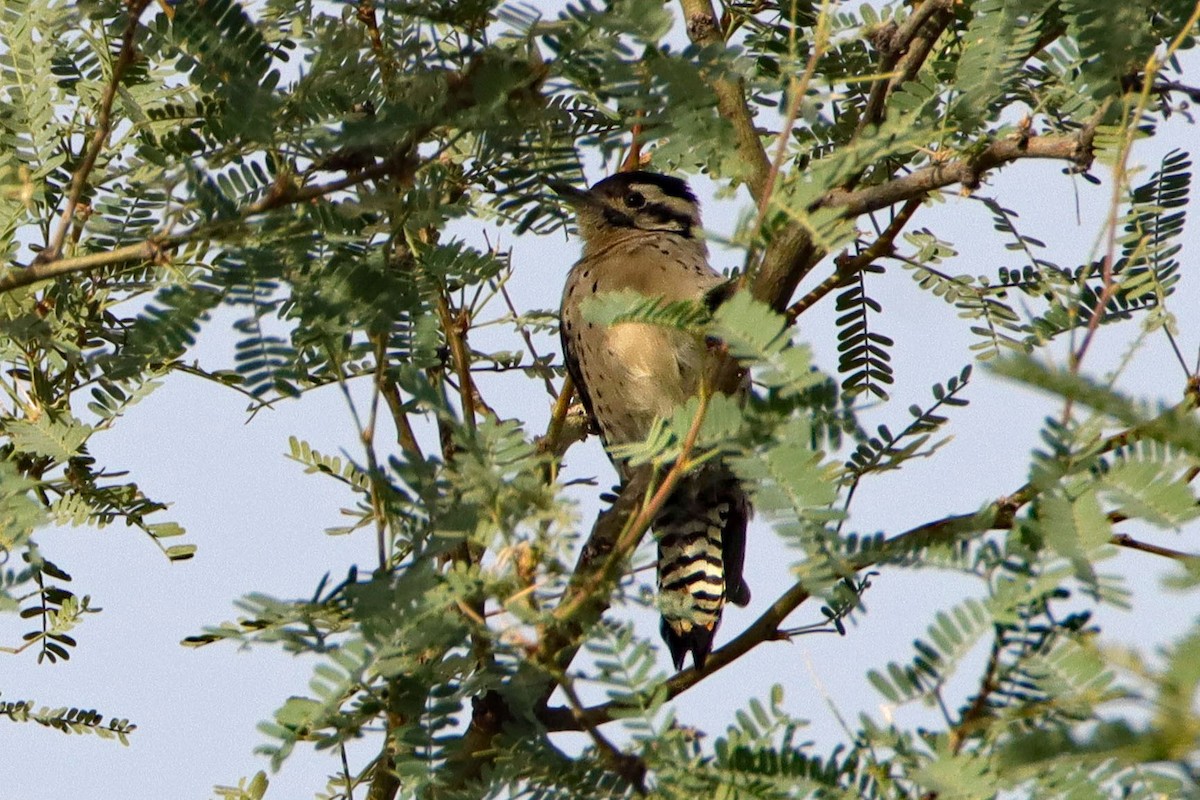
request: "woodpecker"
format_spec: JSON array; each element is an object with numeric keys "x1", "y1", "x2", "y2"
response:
[{"x1": 553, "y1": 170, "x2": 751, "y2": 671}]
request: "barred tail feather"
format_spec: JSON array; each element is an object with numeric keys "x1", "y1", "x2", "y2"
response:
[
  {"x1": 655, "y1": 467, "x2": 750, "y2": 671},
  {"x1": 660, "y1": 616, "x2": 719, "y2": 672}
]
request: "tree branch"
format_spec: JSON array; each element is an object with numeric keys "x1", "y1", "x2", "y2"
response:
[
  {"x1": 676, "y1": 0, "x2": 822, "y2": 313},
  {"x1": 679, "y1": 0, "x2": 771, "y2": 197},
  {"x1": 378, "y1": 378, "x2": 425, "y2": 463},
  {"x1": 883, "y1": 0, "x2": 956, "y2": 102},
  {"x1": 539, "y1": 391, "x2": 713, "y2": 686},
  {"x1": 948, "y1": 631, "x2": 1003, "y2": 754},
  {"x1": 1066, "y1": 4, "x2": 1200, "y2": 384},
  {"x1": 4, "y1": 54, "x2": 543, "y2": 296},
  {"x1": 558, "y1": 675, "x2": 647, "y2": 794},
  {"x1": 444, "y1": 392, "x2": 717, "y2": 785},
  {"x1": 539, "y1": 505, "x2": 1001, "y2": 731},
  {"x1": 356, "y1": 0, "x2": 398, "y2": 91},
  {"x1": 844, "y1": 0, "x2": 956, "y2": 199},
  {"x1": 41, "y1": 0, "x2": 154, "y2": 265},
  {"x1": 749, "y1": 125, "x2": 1096, "y2": 315},
  {"x1": 0, "y1": 148, "x2": 421, "y2": 295},
  {"x1": 446, "y1": 397, "x2": 718, "y2": 782},
  {"x1": 855, "y1": 0, "x2": 956, "y2": 139},
  {"x1": 544, "y1": 521, "x2": 1200, "y2": 734},
  {"x1": 816, "y1": 129, "x2": 1098, "y2": 219},
  {"x1": 738, "y1": 8, "x2": 832, "y2": 292},
  {"x1": 743, "y1": 0, "x2": 958, "y2": 312},
  {"x1": 0, "y1": 238, "x2": 174, "y2": 294},
  {"x1": 433, "y1": 289, "x2": 478, "y2": 433}
]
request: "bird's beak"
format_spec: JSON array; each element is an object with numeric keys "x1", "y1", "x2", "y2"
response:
[{"x1": 547, "y1": 179, "x2": 591, "y2": 207}]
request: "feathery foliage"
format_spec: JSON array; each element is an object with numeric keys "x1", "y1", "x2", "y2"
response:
[{"x1": 1, "y1": 1, "x2": 1198, "y2": 798}]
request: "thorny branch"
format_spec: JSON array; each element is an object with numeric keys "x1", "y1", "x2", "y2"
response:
[
  {"x1": 497, "y1": 273, "x2": 558, "y2": 397},
  {"x1": 816, "y1": 128, "x2": 1099, "y2": 219},
  {"x1": 855, "y1": 0, "x2": 956, "y2": 141},
  {"x1": 780, "y1": 127, "x2": 1095, "y2": 325},
  {"x1": 538, "y1": 502, "x2": 1000, "y2": 731}
]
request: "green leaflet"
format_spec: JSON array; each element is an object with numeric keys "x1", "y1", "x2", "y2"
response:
[{"x1": 4, "y1": 414, "x2": 91, "y2": 462}]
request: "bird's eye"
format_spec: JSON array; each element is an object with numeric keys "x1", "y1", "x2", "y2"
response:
[{"x1": 623, "y1": 191, "x2": 645, "y2": 208}]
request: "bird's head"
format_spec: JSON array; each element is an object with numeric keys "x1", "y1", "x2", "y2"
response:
[{"x1": 549, "y1": 171, "x2": 702, "y2": 248}]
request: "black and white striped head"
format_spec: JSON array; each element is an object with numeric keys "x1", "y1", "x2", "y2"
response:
[{"x1": 551, "y1": 171, "x2": 702, "y2": 246}]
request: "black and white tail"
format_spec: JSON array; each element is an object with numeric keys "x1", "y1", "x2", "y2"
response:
[{"x1": 654, "y1": 465, "x2": 750, "y2": 671}]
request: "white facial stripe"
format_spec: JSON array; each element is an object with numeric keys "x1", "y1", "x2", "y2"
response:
[{"x1": 631, "y1": 184, "x2": 700, "y2": 224}]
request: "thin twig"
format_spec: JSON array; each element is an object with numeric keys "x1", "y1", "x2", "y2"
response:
[
  {"x1": 496, "y1": 269, "x2": 557, "y2": 397},
  {"x1": 1111, "y1": 533, "x2": 1200, "y2": 563},
  {"x1": 434, "y1": 289, "x2": 477, "y2": 433},
  {"x1": 758, "y1": 4, "x2": 829, "y2": 221},
  {"x1": 166, "y1": 361, "x2": 279, "y2": 415},
  {"x1": 551, "y1": 390, "x2": 712, "y2": 628},
  {"x1": 619, "y1": 112, "x2": 646, "y2": 173},
  {"x1": 367, "y1": 333, "x2": 390, "y2": 572},
  {"x1": 786, "y1": 196, "x2": 922, "y2": 323},
  {"x1": 559, "y1": 675, "x2": 647, "y2": 794},
  {"x1": 1163, "y1": 326, "x2": 1192, "y2": 378},
  {"x1": 949, "y1": 632, "x2": 1003, "y2": 754},
  {"x1": 540, "y1": 375, "x2": 576, "y2": 454},
  {"x1": 536, "y1": 375, "x2": 584, "y2": 486},
  {"x1": 1069, "y1": 3, "x2": 1200, "y2": 382},
  {"x1": 341, "y1": 741, "x2": 357, "y2": 800},
  {"x1": 326, "y1": 338, "x2": 391, "y2": 574}
]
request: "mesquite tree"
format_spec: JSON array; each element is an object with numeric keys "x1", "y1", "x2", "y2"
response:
[{"x1": 2, "y1": 1, "x2": 1199, "y2": 798}]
